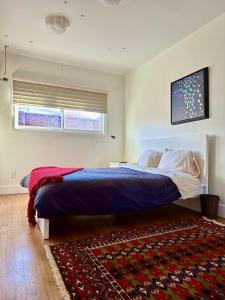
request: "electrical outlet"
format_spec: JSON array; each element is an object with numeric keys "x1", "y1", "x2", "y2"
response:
[{"x1": 11, "y1": 171, "x2": 16, "y2": 179}]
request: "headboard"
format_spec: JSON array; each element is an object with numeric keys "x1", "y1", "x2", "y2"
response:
[{"x1": 139, "y1": 134, "x2": 209, "y2": 192}]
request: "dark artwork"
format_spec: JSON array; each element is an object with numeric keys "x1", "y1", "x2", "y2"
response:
[{"x1": 171, "y1": 67, "x2": 209, "y2": 125}]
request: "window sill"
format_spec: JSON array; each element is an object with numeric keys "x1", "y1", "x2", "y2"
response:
[{"x1": 12, "y1": 127, "x2": 107, "y2": 137}]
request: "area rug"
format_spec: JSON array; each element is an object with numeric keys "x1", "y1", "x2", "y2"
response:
[{"x1": 45, "y1": 218, "x2": 225, "y2": 300}]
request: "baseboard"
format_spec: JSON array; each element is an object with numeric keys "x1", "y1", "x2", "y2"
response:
[
  {"x1": 175, "y1": 198, "x2": 225, "y2": 218},
  {"x1": 0, "y1": 185, "x2": 28, "y2": 195},
  {"x1": 218, "y1": 203, "x2": 225, "y2": 218}
]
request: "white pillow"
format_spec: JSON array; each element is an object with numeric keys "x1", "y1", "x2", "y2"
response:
[
  {"x1": 158, "y1": 149, "x2": 200, "y2": 177},
  {"x1": 138, "y1": 149, "x2": 162, "y2": 168}
]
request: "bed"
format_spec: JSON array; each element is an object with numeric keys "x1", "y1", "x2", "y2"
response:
[{"x1": 21, "y1": 135, "x2": 208, "y2": 239}]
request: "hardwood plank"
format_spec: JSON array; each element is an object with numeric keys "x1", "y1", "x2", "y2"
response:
[
  {"x1": 0, "y1": 194, "x2": 224, "y2": 299},
  {"x1": 0, "y1": 194, "x2": 60, "y2": 300}
]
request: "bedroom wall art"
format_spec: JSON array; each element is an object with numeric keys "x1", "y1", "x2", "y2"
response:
[{"x1": 171, "y1": 67, "x2": 209, "y2": 124}]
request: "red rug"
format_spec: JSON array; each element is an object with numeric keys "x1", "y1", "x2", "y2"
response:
[{"x1": 47, "y1": 218, "x2": 225, "y2": 299}]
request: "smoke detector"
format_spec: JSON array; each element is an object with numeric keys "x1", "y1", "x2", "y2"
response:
[
  {"x1": 45, "y1": 15, "x2": 70, "y2": 34},
  {"x1": 98, "y1": 0, "x2": 124, "y2": 7}
]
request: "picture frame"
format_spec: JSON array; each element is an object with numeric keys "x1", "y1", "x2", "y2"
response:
[{"x1": 171, "y1": 67, "x2": 209, "y2": 125}]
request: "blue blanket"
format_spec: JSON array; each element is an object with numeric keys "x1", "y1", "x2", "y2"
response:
[{"x1": 21, "y1": 167, "x2": 181, "y2": 218}]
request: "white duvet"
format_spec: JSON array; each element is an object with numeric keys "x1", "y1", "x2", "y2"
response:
[{"x1": 123, "y1": 163, "x2": 203, "y2": 199}]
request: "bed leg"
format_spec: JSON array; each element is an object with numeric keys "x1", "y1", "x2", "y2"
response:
[{"x1": 37, "y1": 218, "x2": 49, "y2": 239}]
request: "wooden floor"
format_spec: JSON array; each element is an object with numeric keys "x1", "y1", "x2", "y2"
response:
[{"x1": 0, "y1": 194, "x2": 224, "y2": 300}]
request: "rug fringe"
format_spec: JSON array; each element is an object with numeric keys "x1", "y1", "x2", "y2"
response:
[
  {"x1": 44, "y1": 244, "x2": 71, "y2": 300},
  {"x1": 202, "y1": 216, "x2": 225, "y2": 227}
]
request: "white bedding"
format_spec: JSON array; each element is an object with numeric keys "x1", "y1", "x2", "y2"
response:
[{"x1": 123, "y1": 163, "x2": 202, "y2": 199}]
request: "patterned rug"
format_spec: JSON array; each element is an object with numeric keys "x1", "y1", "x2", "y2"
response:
[{"x1": 45, "y1": 218, "x2": 225, "y2": 299}]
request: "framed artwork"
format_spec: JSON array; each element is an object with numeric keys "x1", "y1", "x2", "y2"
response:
[{"x1": 171, "y1": 67, "x2": 209, "y2": 125}]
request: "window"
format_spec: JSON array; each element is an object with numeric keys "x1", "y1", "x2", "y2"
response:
[
  {"x1": 14, "y1": 105, "x2": 105, "y2": 133},
  {"x1": 13, "y1": 80, "x2": 107, "y2": 134},
  {"x1": 64, "y1": 110, "x2": 104, "y2": 132},
  {"x1": 15, "y1": 105, "x2": 62, "y2": 130}
]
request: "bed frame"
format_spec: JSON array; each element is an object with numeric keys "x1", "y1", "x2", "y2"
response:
[{"x1": 38, "y1": 134, "x2": 209, "y2": 239}]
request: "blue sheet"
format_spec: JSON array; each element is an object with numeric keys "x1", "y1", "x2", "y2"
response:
[{"x1": 21, "y1": 167, "x2": 181, "y2": 218}]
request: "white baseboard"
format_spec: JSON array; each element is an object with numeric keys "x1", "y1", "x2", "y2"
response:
[
  {"x1": 218, "y1": 203, "x2": 225, "y2": 218},
  {"x1": 175, "y1": 198, "x2": 225, "y2": 218},
  {"x1": 0, "y1": 185, "x2": 28, "y2": 195}
]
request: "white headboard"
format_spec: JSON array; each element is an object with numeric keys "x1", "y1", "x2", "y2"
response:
[{"x1": 139, "y1": 134, "x2": 209, "y2": 192}]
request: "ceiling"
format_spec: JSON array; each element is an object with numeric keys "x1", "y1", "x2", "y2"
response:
[{"x1": 0, "y1": 0, "x2": 225, "y2": 74}]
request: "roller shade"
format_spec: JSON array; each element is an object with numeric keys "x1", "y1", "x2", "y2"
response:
[{"x1": 13, "y1": 80, "x2": 107, "y2": 113}]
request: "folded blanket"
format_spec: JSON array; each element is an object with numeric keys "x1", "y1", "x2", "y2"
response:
[{"x1": 28, "y1": 166, "x2": 82, "y2": 226}]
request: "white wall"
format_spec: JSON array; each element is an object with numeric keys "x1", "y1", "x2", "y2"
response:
[
  {"x1": 125, "y1": 13, "x2": 225, "y2": 217},
  {"x1": 0, "y1": 53, "x2": 125, "y2": 193}
]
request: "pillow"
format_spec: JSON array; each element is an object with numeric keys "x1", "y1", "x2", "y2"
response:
[
  {"x1": 158, "y1": 149, "x2": 200, "y2": 177},
  {"x1": 138, "y1": 149, "x2": 162, "y2": 168}
]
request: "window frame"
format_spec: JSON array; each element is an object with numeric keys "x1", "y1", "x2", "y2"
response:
[{"x1": 13, "y1": 104, "x2": 106, "y2": 136}]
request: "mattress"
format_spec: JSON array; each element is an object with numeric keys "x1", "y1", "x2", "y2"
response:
[{"x1": 21, "y1": 167, "x2": 183, "y2": 219}]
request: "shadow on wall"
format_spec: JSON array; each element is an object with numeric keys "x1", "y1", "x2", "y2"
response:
[
  {"x1": 208, "y1": 135, "x2": 225, "y2": 210},
  {"x1": 208, "y1": 135, "x2": 216, "y2": 194},
  {"x1": 0, "y1": 81, "x2": 11, "y2": 130}
]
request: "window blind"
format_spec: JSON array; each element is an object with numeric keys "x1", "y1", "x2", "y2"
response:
[{"x1": 13, "y1": 80, "x2": 107, "y2": 113}]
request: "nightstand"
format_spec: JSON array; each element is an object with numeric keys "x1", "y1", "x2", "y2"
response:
[{"x1": 109, "y1": 162, "x2": 127, "y2": 168}]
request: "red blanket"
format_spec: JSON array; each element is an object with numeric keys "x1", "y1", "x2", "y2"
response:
[{"x1": 28, "y1": 166, "x2": 82, "y2": 226}]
